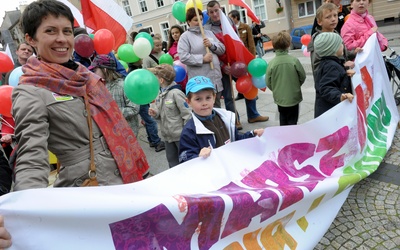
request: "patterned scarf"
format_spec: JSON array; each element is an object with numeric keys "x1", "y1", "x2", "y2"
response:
[{"x1": 19, "y1": 57, "x2": 149, "y2": 183}]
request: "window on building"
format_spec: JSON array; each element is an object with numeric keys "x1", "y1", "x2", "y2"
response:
[
  {"x1": 139, "y1": 0, "x2": 148, "y2": 12},
  {"x1": 179, "y1": 22, "x2": 188, "y2": 31},
  {"x1": 156, "y1": 0, "x2": 164, "y2": 8},
  {"x1": 122, "y1": 0, "x2": 132, "y2": 16},
  {"x1": 298, "y1": 0, "x2": 322, "y2": 18},
  {"x1": 253, "y1": 0, "x2": 267, "y2": 20},
  {"x1": 160, "y1": 22, "x2": 169, "y2": 41}
]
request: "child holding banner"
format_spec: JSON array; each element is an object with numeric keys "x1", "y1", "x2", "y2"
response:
[
  {"x1": 148, "y1": 64, "x2": 192, "y2": 168},
  {"x1": 341, "y1": 0, "x2": 388, "y2": 52},
  {"x1": 179, "y1": 76, "x2": 264, "y2": 163},
  {"x1": 314, "y1": 32, "x2": 354, "y2": 118}
]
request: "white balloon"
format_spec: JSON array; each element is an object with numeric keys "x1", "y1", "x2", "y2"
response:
[
  {"x1": 8, "y1": 66, "x2": 24, "y2": 87},
  {"x1": 133, "y1": 38, "x2": 152, "y2": 59}
]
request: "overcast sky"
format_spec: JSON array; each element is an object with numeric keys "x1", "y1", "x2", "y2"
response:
[{"x1": 1, "y1": 0, "x2": 34, "y2": 21}]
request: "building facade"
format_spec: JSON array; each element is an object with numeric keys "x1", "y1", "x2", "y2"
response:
[
  {"x1": 1, "y1": 0, "x2": 399, "y2": 53},
  {"x1": 117, "y1": 0, "x2": 292, "y2": 43}
]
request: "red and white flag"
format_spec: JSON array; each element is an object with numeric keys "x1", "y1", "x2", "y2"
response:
[
  {"x1": 220, "y1": 10, "x2": 255, "y2": 65},
  {"x1": 57, "y1": 0, "x2": 92, "y2": 33},
  {"x1": 81, "y1": 0, "x2": 133, "y2": 50},
  {"x1": 228, "y1": 0, "x2": 260, "y2": 24}
]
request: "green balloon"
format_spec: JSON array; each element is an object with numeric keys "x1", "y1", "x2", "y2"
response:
[
  {"x1": 159, "y1": 54, "x2": 174, "y2": 65},
  {"x1": 172, "y1": 2, "x2": 186, "y2": 23},
  {"x1": 117, "y1": 44, "x2": 140, "y2": 63},
  {"x1": 124, "y1": 69, "x2": 159, "y2": 105},
  {"x1": 89, "y1": 34, "x2": 94, "y2": 39},
  {"x1": 119, "y1": 60, "x2": 128, "y2": 70},
  {"x1": 135, "y1": 32, "x2": 154, "y2": 49},
  {"x1": 247, "y1": 58, "x2": 268, "y2": 77}
]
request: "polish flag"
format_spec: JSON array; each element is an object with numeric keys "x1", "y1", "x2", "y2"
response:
[
  {"x1": 81, "y1": 0, "x2": 133, "y2": 50},
  {"x1": 228, "y1": 0, "x2": 260, "y2": 24},
  {"x1": 220, "y1": 10, "x2": 255, "y2": 65},
  {"x1": 57, "y1": 0, "x2": 92, "y2": 33}
]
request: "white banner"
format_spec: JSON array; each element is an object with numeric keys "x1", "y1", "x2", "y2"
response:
[{"x1": 0, "y1": 34, "x2": 398, "y2": 249}]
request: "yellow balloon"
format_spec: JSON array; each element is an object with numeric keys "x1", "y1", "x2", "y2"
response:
[{"x1": 186, "y1": 0, "x2": 203, "y2": 11}]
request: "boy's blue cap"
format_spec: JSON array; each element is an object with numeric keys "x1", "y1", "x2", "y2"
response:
[{"x1": 185, "y1": 76, "x2": 216, "y2": 95}]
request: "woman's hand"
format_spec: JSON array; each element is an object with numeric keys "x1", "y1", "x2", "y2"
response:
[
  {"x1": 371, "y1": 26, "x2": 378, "y2": 33},
  {"x1": 203, "y1": 53, "x2": 213, "y2": 63},
  {"x1": 203, "y1": 38, "x2": 212, "y2": 48},
  {"x1": 199, "y1": 147, "x2": 212, "y2": 158},
  {"x1": 0, "y1": 216, "x2": 12, "y2": 249}
]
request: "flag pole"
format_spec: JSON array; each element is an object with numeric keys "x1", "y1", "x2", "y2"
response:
[
  {"x1": 192, "y1": 0, "x2": 214, "y2": 69},
  {"x1": 220, "y1": 9, "x2": 239, "y2": 126}
]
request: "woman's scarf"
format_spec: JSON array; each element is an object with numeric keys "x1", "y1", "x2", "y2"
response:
[{"x1": 19, "y1": 57, "x2": 149, "y2": 183}]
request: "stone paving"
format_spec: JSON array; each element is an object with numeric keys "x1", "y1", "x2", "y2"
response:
[{"x1": 314, "y1": 124, "x2": 400, "y2": 249}]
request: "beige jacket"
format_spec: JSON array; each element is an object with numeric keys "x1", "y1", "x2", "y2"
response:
[{"x1": 12, "y1": 85, "x2": 123, "y2": 191}]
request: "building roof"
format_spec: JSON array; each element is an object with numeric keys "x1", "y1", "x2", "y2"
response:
[{"x1": 1, "y1": 10, "x2": 21, "y2": 30}]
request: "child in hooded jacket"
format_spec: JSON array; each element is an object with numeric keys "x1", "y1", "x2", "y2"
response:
[{"x1": 314, "y1": 32, "x2": 354, "y2": 118}]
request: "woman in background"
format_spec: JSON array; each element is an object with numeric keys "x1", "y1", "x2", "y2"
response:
[{"x1": 167, "y1": 25, "x2": 188, "y2": 91}]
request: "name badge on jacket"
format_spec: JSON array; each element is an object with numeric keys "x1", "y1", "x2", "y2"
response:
[{"x1": 52, "y1": 93, "x2": 74, "y2": 102}]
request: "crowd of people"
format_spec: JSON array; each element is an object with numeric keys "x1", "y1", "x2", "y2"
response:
[{"x1": 0, "y1": 0, "x2": 390, "y2": 245}]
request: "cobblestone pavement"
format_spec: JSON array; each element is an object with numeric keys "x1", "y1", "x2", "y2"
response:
[{"x1": 314, "y1": 125, "x2": 400, "y2": 250}]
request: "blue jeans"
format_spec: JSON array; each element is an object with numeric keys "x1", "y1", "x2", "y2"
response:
[
  {"x1": 139, "y1": 104, "x2": 161, "y2": 145},
  {"x1": 221, "y1": 73, "x2": 235, "y2": 114},
  {"x1": 245, "y1": 98, "x2": 260, "y2": 119},
  {"x1": 255, "y1": 40, "x2": 264, "y2": 58}
]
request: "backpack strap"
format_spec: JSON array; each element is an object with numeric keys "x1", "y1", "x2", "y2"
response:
[{"x1": 149, "y1": 54, "x2": 159, "y2": 65}]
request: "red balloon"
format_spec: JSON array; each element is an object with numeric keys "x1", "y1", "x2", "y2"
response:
[
  {"x1": 243, "y1": 86, "x2": 258, "y2": 100},
  {"x1": 94, "y1": 29, "x2": 115, "y2": 55},
  {"x1": 231, "y1": 62, "x2": 248, "y2": 78},
  {"x1": 236, "y1": 75, "x2": 253, "y2": 94},
  {"x1": 0, "y1": 52, "x2": 14, "y2": 73},
  {"x1": 301, "y1": 34, "x2": 312, "y2": 46},
  {"x1": 74, "y1": 34, "x2": 95, "y2": 58},
  {"x1": 0, "y1": 85, "x2": 14, "y2": 117}
]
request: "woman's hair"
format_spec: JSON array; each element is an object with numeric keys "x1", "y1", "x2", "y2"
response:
[
  {"x1": 316, "y1": 3, "x2": 337, "y2": 22},
  {"x1": 21, "y1": 0, "x2": 74, "y2": 39},
  {"x1": 167, "y1": 25, "x2": 184, "y2": 50},
  {"x1": 272, "y1": 31, "x2": 291, "y2": 50},
  {"x1": 186, "y1": 8, "x2": 203, "y2": 22},
  {"x1": 99, "y1": 68, "x2": 123, "y2": 82}
]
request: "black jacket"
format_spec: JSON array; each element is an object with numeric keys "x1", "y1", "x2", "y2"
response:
[
  {"x1": 314, "y1": 56, "x2": 352, "y2": 118},
  {"x1": 0, "y1": 150, "x2": 12, "y2": 196}
]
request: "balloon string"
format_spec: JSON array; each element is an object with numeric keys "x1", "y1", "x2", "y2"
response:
[{"x1": 0, "y1": 116, "x2": 15, "y2": 130}]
